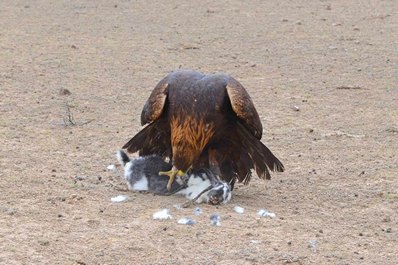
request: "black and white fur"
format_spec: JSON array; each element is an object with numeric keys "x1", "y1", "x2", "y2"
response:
[{"x1": 116, "y1": 150, "x2": 232, "y2": 204}]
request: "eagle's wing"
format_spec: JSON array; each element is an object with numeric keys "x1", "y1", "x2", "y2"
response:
[
  {"x1": 225, "y1": 77, "x2": 263, "y2": 139},
  {"x1": 140, "y1": 80, "x2": 169, "y2": 125}
]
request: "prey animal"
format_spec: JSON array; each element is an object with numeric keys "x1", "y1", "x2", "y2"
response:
[{"x1": 116, "y1": 150, "x2": 231, "y2": 205}]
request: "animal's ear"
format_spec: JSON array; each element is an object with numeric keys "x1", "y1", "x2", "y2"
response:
[
  {"x1": 226, "y1": 78, "x2": 263, "y2": 139},
  {"x1": 141, "y1": 80, "x2": 169, "y2": 125}
]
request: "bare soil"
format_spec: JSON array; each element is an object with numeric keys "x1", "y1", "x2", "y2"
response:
[{"x1": 1, "y1": 1, "x2": 397, "y2": 264}]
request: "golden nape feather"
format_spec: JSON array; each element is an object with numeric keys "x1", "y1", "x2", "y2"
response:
[{"x1": 123, "y1": 70, "x2": 284, "y2": 189}]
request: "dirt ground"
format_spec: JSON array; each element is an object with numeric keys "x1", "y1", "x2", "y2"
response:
[{"x1": 1, "y1": 0, "x2": 397, "y2": 264}]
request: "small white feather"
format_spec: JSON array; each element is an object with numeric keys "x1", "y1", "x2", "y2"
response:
[
  {"x1": 111, "y1": 195, "x2": 129, "y2": 203},
  {"x1": 153, "y1": 209, "x2": 172, "y2": 220},
  {"x1": 234, "y1": 206, "x2": 245, "y2": 214},
  {"x1": 257, "y1": 209, "x2": 276, "y2": 218},
  {"x1": 177, "y1": 218, "x2": 196, "y2": 225},
  {"x1": 107, "y1": 164, "x2": 117, "y2": 172}
]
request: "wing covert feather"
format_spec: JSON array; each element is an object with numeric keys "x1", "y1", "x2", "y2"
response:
[
  {"x1": 140, "y1": 81, "x2": 169, "y2": 125},
  {"x1": 226, "y1": 78, "x2": 263, "y2": 139}
]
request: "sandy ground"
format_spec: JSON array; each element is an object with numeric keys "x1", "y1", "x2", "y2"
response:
[{"x1": 1, "y1": 0, "x2": 397, "y2": 264}]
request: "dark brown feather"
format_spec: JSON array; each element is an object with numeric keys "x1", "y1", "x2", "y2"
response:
[
  {"x1": 141, "y1": 81, "x2": 168, "y2": 125},
  {"x1": 226, "y1": 78, "x2": 263, "y2": 139}
]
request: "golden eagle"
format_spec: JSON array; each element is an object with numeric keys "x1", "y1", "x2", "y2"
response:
[{"x1": 123, "y1": 70, "x2": 284, "y2": 190}]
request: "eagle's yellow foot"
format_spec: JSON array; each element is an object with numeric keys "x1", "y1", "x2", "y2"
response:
[{"x1": 159, "y1": 168, "x2": 185, "y2": 191}]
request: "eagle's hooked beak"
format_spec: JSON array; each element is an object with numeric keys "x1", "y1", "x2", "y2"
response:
[{"x1": 159, "y1": 166, "x2": 185, "y2": 191}]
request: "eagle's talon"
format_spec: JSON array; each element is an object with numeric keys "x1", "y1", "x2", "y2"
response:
[{"x1": 159, "y1": 169, "x2": 185, "y2": 191}]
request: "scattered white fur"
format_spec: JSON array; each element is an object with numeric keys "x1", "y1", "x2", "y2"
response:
[
  {"x1": 153, "y1": 209, "x2": 172, "y2": 220},
  {"x1": 107, "y1": 164, "x2": 116, "y2": 172},
  {"x1": 194, "y1": 207, "x2": 202, "y2": 216},
  {"x1": 111, "y1": 195, "x2": 129, "y2": 203},
  {"x1": 177, "y1": 218, "x2": 196, "y2": 225},
  {"x1": 210, "y1": 213, "x2": 221, "y2": 226},
  {"x1": 308, "y1": 239, "x2": 318, "y2": 253},
  {"x1": 234, "y1": 206, "x2": 245, "y2": 214},
  {"x1": 257, "y1": 209, "x2": 276, "y2": 218}
]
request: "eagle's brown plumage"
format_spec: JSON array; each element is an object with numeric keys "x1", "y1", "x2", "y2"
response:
[{"x1": 123, "y1": 70, "x2": 284, "y2": 188}]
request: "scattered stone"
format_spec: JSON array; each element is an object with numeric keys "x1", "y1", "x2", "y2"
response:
[
  {"x1": 111, "y1": 195, "x2": 129, "y2": 203},
  {"x1": 385, "y1": 128, "x2": 398, "y2": 134},
  {"x1": 234, "y1": 206, "x2": 245, "y2": 214},
  {"x1": 328, "y1": 46, "x2": 338, "y2": 50},
  {"x1": 178, "y1": 218, "x2": 196, "y2": 225},
  {"x1": 250, "y1": 240, "x2": 261, "y2": 244},
  {"x1": 59, "y1": 88, "x2": 71, "y2": 96},
  {"x1": 292, "y1": 105, "x2": 300, "y2": 111},
  {"x1": 336, "y1": 86, "x2": 365, "y2": 90},
  {"x1": 257, "y1": 209, "x2": 276, "y2": 218},
  {"x1": 75, "y1": 175, "x2": 86, "y2": 181},
  {"x1": 38, "y1": 240, "x2": 50, "y2": 246},
  {"x1": 382, "y1": 216, "x2": 391, "y2": 222},
  {"x1": 385, "y1": 228, "x2": 392, "y2": 233},
  {"x1": 153, "y1": 209, "x2": 172, "y2": 220},
  {"x1": 70, "y1": 194, "x2": 83, "y2": 201},
  {"x1": 210, "y1": 214, "x2": 221, "y2": 226}
]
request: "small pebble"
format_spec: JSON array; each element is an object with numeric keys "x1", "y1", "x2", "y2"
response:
[
  {"x1": 234, "y1": 206, "x2": 245, "y2": 214},
  {"x1": 194, "y1": 207, "x2": 202, "y2": 216},
  {"x1": 153, "y1": 209, "x2": 172, "y2": 220},
  {"x1": 250, "y1": 240, "x2": 261, "y2": 244},
  {"x1": 178, "y1": 218, "x2": 196, "y2": 225},
  {"x1": 59, "y1": 88, "x2": 71, "y2": 96},
  {"x1": 257, "y1": 209, "x2": 276, "y2": 218},
  {"x1": 210, "y1": 214, "x2": 221, "y2": 226},
  {"x1": 111, "y1": 195, "x2": 129, "y2": 203}
]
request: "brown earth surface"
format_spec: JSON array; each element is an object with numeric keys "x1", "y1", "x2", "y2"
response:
[{"x1": 1, "y1": 0, "x2": 397, "y2": 264}]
